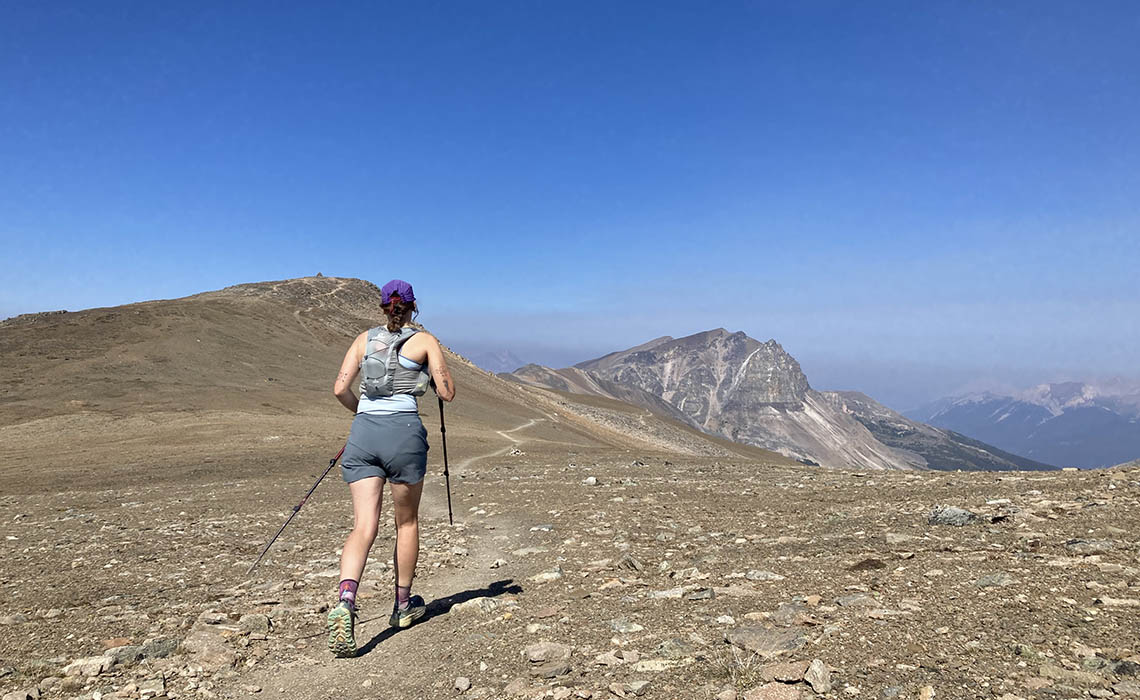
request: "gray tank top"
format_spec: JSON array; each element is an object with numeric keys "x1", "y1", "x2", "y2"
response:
[{"x1": 358, "y1": 326, "x2": 432, "y2": 400}]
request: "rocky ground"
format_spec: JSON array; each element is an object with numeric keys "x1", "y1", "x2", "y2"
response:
[{"x1": 2, "y1": 421, "x2": 1139, "y2": 700}]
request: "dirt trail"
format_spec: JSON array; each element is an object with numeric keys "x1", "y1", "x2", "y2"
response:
[
  {"x1": 455, "y1": 418, "x2": 542, "y2": 471},
  {"x1": 222, "y1": 417, "x2": 548, "y2": 699}
]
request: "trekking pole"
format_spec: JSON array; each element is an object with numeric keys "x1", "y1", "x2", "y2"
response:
[
  {"x1": 246, "y1": 445, "x2": 345, "y2": 576},
  {"x1": 438, "y1": 396, "x2": 454, "y2": 526}
]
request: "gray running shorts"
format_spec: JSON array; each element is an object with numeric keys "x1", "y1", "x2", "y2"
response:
[{"x1": 340, "y1": 412, "x2": 429, "y2": 484}]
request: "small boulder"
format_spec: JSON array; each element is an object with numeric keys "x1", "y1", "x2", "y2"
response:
[
  {"x1": 927, "y1": 505, "x2": 977, "y2": 526},
  {"x1": 523, "y1": 641, "x2": 571, "y2": 664},
  {"x1": 805, "y1": 659, "x2": 832, "y2": 693},
  {"x1": 63, "y1": 656, "x2": 114, "y2": 677}
]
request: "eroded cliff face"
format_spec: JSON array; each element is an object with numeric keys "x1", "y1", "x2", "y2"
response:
[
  {"x1": 582, "y1": 330, "x2": 806, "y2": 423},
  {"x1": 573, "y1": 329, "x2": 919, "y2": 469}
]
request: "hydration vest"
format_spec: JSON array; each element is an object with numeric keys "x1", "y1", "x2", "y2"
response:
[{"x1": 359, "y1": 327, "x2": 432, "y2": 399}]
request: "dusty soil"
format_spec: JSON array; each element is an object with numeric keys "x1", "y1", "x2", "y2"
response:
[{"x1": 2, "y1": 278, "x2": 1138, "y2": 700}]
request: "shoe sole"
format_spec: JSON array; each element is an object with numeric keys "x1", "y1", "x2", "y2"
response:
[
  {"x1": 327, "y1": 606, "x2": 357, "y2": 658},
  {"x1": 389, "y1": 605, "x2": 427, "y2": 629}
]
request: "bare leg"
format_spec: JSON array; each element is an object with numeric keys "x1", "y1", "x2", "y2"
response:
[
  {"x1": 339, "y1": 477, "x2": 384, "y2": 584},
  {"x1": 390, "y1": 479, "x2": 424, "y2": 596}
]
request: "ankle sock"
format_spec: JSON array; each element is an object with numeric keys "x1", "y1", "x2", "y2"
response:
[
  {"x1": 396, "y1": 584, "x2": 411, "y2": 610},
  {"x1": 338, "y1": 579, "x2": 358, "y2": 609}
]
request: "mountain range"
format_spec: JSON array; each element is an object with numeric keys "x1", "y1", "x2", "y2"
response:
[
  {"x1": 908, "y1": 382, "x2": 1140, "y2": 468},
  {"x1": 504, "y1": 329, "x2": 1053, "y2": 471}
]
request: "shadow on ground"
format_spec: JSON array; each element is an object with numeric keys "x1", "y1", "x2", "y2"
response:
[{"x1": 355, "y1": 578, "x2": 524, "y2": 656}]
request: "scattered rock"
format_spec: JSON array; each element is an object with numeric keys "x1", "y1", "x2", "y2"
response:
[
  {"x1": 760, "y1": 660, "x2": 809, "y2": 682},
  {"x1": 524, "y1": 641, "x2": 572, "y2": 663},
  {"x1": 927, "y1": 505, "x2": 977, "y2": 526},
  {"x1": 973, "y1": 572, "x2": 1017, "y2": 588},
  {"x1": 1064, "y1": 539, "x2": 1114, "y2": 555},
  {"x1": 239, "y1": 613, "x2": 271, "y2": 636},
  {"x1": 610, "y1": 618, "x2": 644, "y2": 634},
  {"x1": 618, "y1": 553, "x2": 644, "y2": 572},
  {"x1": 455, "y1": 676, "x2": 472, "y2": 692},
  {"x1": 743, "y1": 682, "x2": 803, "y2": 699},
  {"x1": 726, "y1": 626, "x2": 808, "y2": 657},
  {"x1": 805, "y1": 659, "x2": 832, "y2": 693},
  {"x1": 746, "y1": 570, "x2": 785, "y2": 581},
  {"x1": 0, "y1": 614, "x2": 29, "y2": 625},
  {"x1": 63, "y1": 656, "x2": 114, "y2": 677},
  {"x1": 452, "y1": 597, "x2": 506, "y2": 616},
  {"x1": 1093, "y1": 597, "x2": 1140, "y2": 608},
  {"x1": 181, "y1": 627, "x2": 237, "y2": 669},
  {"x1": 583, "y1": 476, "x2": 598, "y2": 486},
  {"x1": 836, "y1": 593, "x2": 877, "y2": 608},
  {"x1": 849, "y1": 558, "x2": 886, "y2": 571},
  {"x1": 141, "y1": 637, "x2": 179, "y2": 659},
  {"x1": 657, "y1": 637, "x2": 696, "y2": 659},
  {"x1": 530, "y1": 567, "x2": 564, "y2": 583},
  {"x1": 138, "y1": 678, "x2": 165, "y2": 700},
  {"x1": 104, "y1": 645, "x2": 143, "y2": 665}
]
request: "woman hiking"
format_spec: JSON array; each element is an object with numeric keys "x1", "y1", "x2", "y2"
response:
[{"x1": 326, "y1": 279, "x2": 456, "y2": 657}]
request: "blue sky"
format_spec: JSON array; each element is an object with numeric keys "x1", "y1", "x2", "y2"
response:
[{"x1": 2, "y1": 2, "x2": 1138, "y2": 409}]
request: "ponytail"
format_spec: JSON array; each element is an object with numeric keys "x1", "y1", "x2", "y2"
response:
[{"x1": 383, "y1": 298, "x2": 417, "y2": 332}]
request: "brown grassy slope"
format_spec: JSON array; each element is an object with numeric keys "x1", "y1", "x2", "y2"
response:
[{"x1": 0, "y1": 276, "x2": 791, "y2": 490}]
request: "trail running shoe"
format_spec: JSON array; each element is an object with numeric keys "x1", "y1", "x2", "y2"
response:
[
  {"x1": 326, "y1": 600, "x2": 357, "y2": 658},
  {"x1": 388, "y1": 595, "x2": 427, "y2": 629}
]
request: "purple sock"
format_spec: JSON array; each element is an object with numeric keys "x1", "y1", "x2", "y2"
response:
[
  {"x1": 396, "y1": 584, "x2": 411, "y2": 610},
  {"x1": 338, "y1": 579, "x2": 358, "y2": 609}
]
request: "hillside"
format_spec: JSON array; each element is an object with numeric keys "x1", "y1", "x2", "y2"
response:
[
  {"x1": 822, "y1": 392, "x2": 1055, "y2": 471},
  {"x1": 0, "y1": 277, "x2": 791, "y2": 489}
]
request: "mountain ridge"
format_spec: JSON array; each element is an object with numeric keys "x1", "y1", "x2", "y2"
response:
[
  {"x1": 909, "y1": 383, "x2": 1140, "y2": 468},
  {"x1": 507, "y1": 330, "x2": 1055, "y2": 471}
]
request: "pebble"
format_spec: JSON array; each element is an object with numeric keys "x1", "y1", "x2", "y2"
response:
[
  {"x1": 610, "y1": 619, "x2": 644, "y2": 634},
  {"x1": 973, "y1": 572, "x2": 1016, "y2": 588},
  {"x1": 455, "y1": 676, "x2": 471, "y2": 692},
  {"x1": 530, "y1": 567, "x2": 564, "y2": 583},
  {"x1": 746, "y1": 570, "x2": 785, "y2": 581}
]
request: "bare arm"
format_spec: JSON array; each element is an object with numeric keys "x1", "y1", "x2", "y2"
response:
[
  {"x1": 424, "y1": 334, "x2": 456, "y2": 402},
  {"x1": 333, "y1": 332, "x2": 366, "y2": 413}
]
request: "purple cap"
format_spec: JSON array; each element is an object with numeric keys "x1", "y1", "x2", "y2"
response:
[{"x1": 381, "y1": 279, "x2": 415, "y2": 304}]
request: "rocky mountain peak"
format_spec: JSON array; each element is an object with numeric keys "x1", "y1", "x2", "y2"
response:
[{"x1": 581, "y1": 329, "x2": 811, "y2": 427}]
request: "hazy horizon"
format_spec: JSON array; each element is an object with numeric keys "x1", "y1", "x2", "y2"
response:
[{"x1": 3, "y1": 3, "x2": 1138, "y2": 412}]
